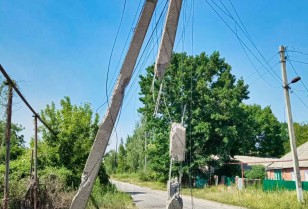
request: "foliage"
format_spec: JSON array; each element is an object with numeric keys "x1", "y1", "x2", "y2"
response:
[
  {"x1": 104, "y1": 150, "x2": 117, "y2": 175},
  {"x1": 0, "y1": 121, "x2": 26, "y2": 163},
  {"x1": 283, "y1": 122, "x2": 308, "y2": 153},
  {"x1": 117, "y1": 140, "x2": 128, "y2": 173},
  {"x1": 88, "y1": 179, "x2": 135, "y2": 209},
  {"x1": 40, "y1": 96, "x2": 100, "y2": 187},
  {"x1": 240, "y1": 104, "x2": 287, "y2": 157},
  {"x1": 113, "y1": 52, "x2": 287, "y2": 182},
  {"x1": 244, "y1": 165, "x2": 266, "y2": 180},
  {"x1": 138, "y1": 52, "x2": 250, "y2": 180}
]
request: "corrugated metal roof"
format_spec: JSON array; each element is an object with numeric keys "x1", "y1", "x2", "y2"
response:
[
  {"x1": 267, "y1": 141, "x2": 308, "y2": 169},
  {"x1": 233, "y1": 155, "x2": 278, "y2": 167}
]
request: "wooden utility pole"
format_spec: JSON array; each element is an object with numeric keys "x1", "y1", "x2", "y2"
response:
[
  {"x1": 279, "y1": 45, "x2": 304, "y2": 203},
  {"x1": 70, "y1": 1, "x2": 158, "y2": 208},
  {"x1": 2, "y1": 83, "x2": 13, "y2": 209},
  {"x1": 33, "y1": 116, "x2": 38, "y2": 209}
]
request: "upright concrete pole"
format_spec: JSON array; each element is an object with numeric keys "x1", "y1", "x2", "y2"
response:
[
  {"x1": 70, "y1": 1, "x2": 157, "y2": 208},
  {"x1": 33, "y1": 116, "x2": 38, "y2": 209},
  {"x1": 279, "y1": 45, "x2": 304, "y2": 203},
  {"x1": 2, "y1": 83, "x2": 13, "y2": 209}
]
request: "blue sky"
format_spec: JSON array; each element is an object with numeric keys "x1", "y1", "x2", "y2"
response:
[{"x1": 1, "y1": 0, "x2": 308, "y2": 151}]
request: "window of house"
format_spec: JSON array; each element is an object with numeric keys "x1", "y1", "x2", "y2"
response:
[
  {"x1": 274, "y1": 170, "x2": 282, "y2": 180},
  {"x1": 305, "y1": 170, "x2": 308, "y2": 182}
]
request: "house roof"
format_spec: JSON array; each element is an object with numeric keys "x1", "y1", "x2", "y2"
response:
[
  {"x1": 233, "y1": 155, "x2": 278, "y2": 167},
  {"x1": 267, "y1": 141, "x2": 308, "y2": 169}
]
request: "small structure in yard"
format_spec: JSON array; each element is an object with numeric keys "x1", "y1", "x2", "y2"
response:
[
  {"x1": 267, "y1": 142, "x2": 308, "y2": 181},
  {"x1": 233, "y1": 155, "x2": 278, "y2": 170}
]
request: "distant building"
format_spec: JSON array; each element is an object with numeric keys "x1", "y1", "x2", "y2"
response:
[
  {"x1": 267, "y1": 142, "x2": 308, "y2": 181},
  {"x1": 233, "y1": 155, "x2": 278, "y2": 170}
]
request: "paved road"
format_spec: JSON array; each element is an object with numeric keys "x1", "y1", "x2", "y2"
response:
[{"x1": 111, "y1": 180, "x2": 245, "y2": 209}]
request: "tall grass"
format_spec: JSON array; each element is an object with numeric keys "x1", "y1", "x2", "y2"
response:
[
  {"x1": 182, "y1": 185, "x2": 308, "y2": 209},
  {"x1": 87, "y1": 179, "x2": 135, "y2": 209}
]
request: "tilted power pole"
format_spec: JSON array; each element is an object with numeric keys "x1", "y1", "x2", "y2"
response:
[
  {"x1": 70, "y1": 1, "x2": 157, "y2": 208},
  {"x1": 154, "y1": 0, "x2": 183, "y2": 79},
  {"x1": 279, "y1": 45, "x2": 304, "y2": 203}
]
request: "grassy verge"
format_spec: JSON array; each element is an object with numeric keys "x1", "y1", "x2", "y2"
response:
[
  {"x1": 182, "y1": 185, "x2": 308, "y2": 209},
  {"x1": 112, "y1": 173, "x2": 308, "y2": 209},
  {"x1": 87, "y1": 179, "x2": 136, "y2": 209}
]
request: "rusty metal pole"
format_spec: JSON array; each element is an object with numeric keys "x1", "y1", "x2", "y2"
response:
[
  {"x1": 29, "y1": 150, "x2": 34, "y2": 180},
  {"x1": 2, "y1": 83, "x2": 13, "y2": 209},
  {"x1": 33, "y1": 116, "x2": 38, "y2": 209}
]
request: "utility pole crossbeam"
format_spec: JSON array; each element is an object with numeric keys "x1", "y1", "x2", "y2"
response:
[
  {"x1": 154, "y1": 0, "x2": 183, "y2": 79},
  {"x1": 70, "y1": 1, "x2": 158, "y2": 208},
  {"x1": 2, "y1": 83, "x2": 13, "y2": 209},
  {"x1": 279, "y1": 45, "x2": 304, "y2": 203}
]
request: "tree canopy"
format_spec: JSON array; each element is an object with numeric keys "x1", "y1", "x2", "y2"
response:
[{"x1": 106, "y1": 52, "x2": 289, "y2": 181}]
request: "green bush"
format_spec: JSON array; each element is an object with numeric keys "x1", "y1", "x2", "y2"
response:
[{"x1": 245, "y1": 165, "x2": 266, "y2": 180}]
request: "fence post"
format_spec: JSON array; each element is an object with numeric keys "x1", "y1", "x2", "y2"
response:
[{"x1": 2, "y1": 83, "x2": 13, "y2": 209}]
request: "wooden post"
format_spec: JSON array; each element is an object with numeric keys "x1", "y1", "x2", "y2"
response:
[
  {"x1": 2, "y1": 83, "x2": 13, "y2": 209},
  {"x1": 33, "y1": 116, "x2": 38, "y2": 209}
]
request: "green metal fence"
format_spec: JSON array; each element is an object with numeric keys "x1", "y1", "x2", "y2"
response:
[
  {"x1": 263, "y1": 180, "x2": 308, "y2": 191},
  {"x1": 225, "y1": 177, "x2": 235, "y2": 186}
]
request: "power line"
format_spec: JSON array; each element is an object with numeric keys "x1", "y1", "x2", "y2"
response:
[
  {"x1": 110, "y1": 1, "x2": 170, "y2": 146},
  {"x1": 288, "y1": 59, "x2": 308, "y2": 65},
  {"x1": 286, "y1": 52, "x2": 308, "y2": 96},
  {"x1": 292, "y1": 91, "x2": 308, "y2": 110},
  {"x1": 203, "y1": 0, "x2": 282, "y2": 88},
  {"x1": 108, "y1": 0, "x2": 144, "y2": 96},
  {"x1": 105, "y1": 0, "x2": 127, "y2": 108},
  {"x1": 125, "y1": 0, "x2": 169, "y2": 99}
]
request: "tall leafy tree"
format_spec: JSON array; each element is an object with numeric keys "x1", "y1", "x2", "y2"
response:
[
  {"x1": 117, "y1": 138, "x2": 128, "y2": 173},
  {"x1": 241, "y1": 104, "x2": 287, "y2": 157},
  {"x1": 283, "y1": 122, "x2": 308, "y2": 153},
  {"x1": 40, "y1": 96, "x2": 100, "y2": 186},
  {"x1": 138, "y1": 52, "x2": 250, "y2": 179}
]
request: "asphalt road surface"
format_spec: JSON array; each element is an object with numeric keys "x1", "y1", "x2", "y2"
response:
[{"x1": 111, "y1": 180, "x2": 245, "y2": 209}]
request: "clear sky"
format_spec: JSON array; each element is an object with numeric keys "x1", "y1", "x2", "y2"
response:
[{"x1": 1, "y1": 0, "x2": 308, "y2": 151}]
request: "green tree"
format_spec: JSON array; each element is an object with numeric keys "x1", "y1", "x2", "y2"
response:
[
  {"x1": 138, "y1": 52, "x2": 250, "y2": 180},
  {"x1": 117, "y1": 139, "x2": 128, "y2": 173},
  {"x1": 125, "y1": 123, "x2": 146, "y2": 173},
  {"x1": 40, "y1": 96, "x2": 100, "y2": 186},
  {"x1": 283, "y1": 122, "x2": 308, "y2": 153},
  {"x1": 0, "y1": 121, "x2": 25, "y2": 163},
  {"x1": 241, "y1": 104, "x2": 287, "y2": 157},
  {"x1": 104, "y1": 150, "x2": 117, "y2": 175}
]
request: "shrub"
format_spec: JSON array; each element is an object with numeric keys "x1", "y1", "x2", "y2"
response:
[{"x1": 245, "y1": 165, "x2": 266, "y2": 180}]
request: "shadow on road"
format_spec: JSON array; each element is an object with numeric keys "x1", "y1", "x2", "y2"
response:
[{"x1": 128, "y1": 191, "x2": 146, "y2": 195}]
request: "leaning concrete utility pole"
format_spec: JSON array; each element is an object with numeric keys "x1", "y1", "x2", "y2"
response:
[
  {"x1": 279, "y1": 45, "x2": 304, "y2": 203},
  {"x1": 154, "y1": 0, "x2": 183, "y2": 79},
  {"x1": 2, "y1": 83, "x2": 13, "y2": 209},
  {"x1": 70, "y1": 1, "x2": 157, "y2": 208}
]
